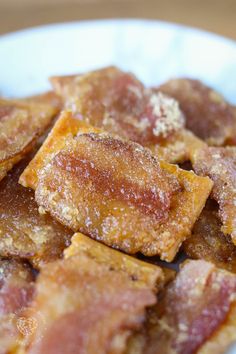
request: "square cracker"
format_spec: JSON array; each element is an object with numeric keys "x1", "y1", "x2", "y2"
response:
[
  {"x1": 20, "y1": 111, "x2": 212, "y2": 261},
  {"x1": 64, "y1": 232, "x2": 164, "y2": 290}
]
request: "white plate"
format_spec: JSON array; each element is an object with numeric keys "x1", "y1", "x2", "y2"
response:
[
  {"x1": 0, "y1": 19, "x2": 236, "y2": 353},
  {"x1": 0, "y1": 19, "x2": 236, "y2": 102}
]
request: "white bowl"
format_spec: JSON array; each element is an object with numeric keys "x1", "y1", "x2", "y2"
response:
[{"x1": 0, "y1": 19, "x2": 236, "y2": 102}]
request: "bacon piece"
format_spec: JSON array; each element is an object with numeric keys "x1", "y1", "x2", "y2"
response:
[
  {"x1": 21, "y1": 236, "x2": 163, "y2": 354},
  {"x1": 0, "y1": 156, "x2": 72, "y2": 269},
  {"x1": 20, "y1": 111, "x2": 212, "y2": 261},
  {"x1": 184, "y1": 200, "x2": 236, "y2": 272},
  {"x1": 193, "y1": 146, "x2": 236, "y2": 244},
  {"x1": 0, "y1": 259, "x2": 34, "y2": 354},
  {"x1": 158, "y1": 78, "x2": 236, "y2": 146},
  {"x1": 50, "y1": 67, "x2": 185, "y2": 145},
  {"x1": 0, "y1": 92, "x2": 61, "y2": 182},
  {"x1": 51, "y1": 68, "x2": 209, "y2": 165},
  {"x1": 126, "y1": 260, "x2": 236, "y2": 354},
  {"x1": 197, "y1": 304, "x2": 236, "y2": 354}
]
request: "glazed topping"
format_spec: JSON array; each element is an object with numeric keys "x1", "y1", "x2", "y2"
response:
[
  {"x1": 35, "y1": 132, "x2": 179, "y2": 226},
  {"x1": 158, "y1": 78, "x2": 236, "y2": 145},
  {"x1": 51, "y1": 66, "x2": 185, "y2": 145},
  {"x1": 0, "y1": 156, "x2": 72, "y2": 269},
  {"x1": 54, "y1": 133, "x2": 179, "y2": 219},
  {"x1": 22, "y1": 239, "x2": 160, "y2": 354},
  {"x1": 184, "y1": 199, "x2": 236, "y2": 273},
  {"x1": 193, "y1": 146, "x2": 236, "y2": 243},
  {"x1": 127, "y1": 260, "x2": 236, "y2": 354}
]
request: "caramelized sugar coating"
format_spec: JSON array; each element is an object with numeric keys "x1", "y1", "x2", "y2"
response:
[
  {"x1": 0, "y1": 259, "x2": 34, "y2": 354},
  {"x1": 0, "y1": 157, "x2": 72, "y2": 269},
  {"x1": 22, "y1": 111, "x2": 213, "y2": 261},
  {"x1": 126, "y1": 260, "x2": 236, "y2": 354},
  {"x1": 0, "y1": 92, "x2": 61, "y2": 182},
  {"x1": 158, "y1": 78, "x2": 236, "y2": 146},
  {"x1": 50, "y1": 66, "x2": 185, "y2": 146},
  {"x1": 184, "y1": 200, "x2": 236, "y2": 273},
  {"x1": 20, "y1": 239, "x2": 162, "y2": 354},
  {"x1": 36, "y1": 132, "x2": 179, "y2": 223},
  {"x1": 64, "y1": 233, "x2": 164, "y2": 290},
  {"x1": 150, "y1": 128, "x2": 206, "y2": 164},
  {"x1": 193, "y1": 146, "x2": 236, "y2": 244}
]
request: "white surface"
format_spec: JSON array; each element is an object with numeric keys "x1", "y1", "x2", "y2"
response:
[{"x1": 0, "y1": 19, "x2": 236, "y2": 102}]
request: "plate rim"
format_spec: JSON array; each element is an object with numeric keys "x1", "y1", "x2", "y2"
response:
[{"x1": 1, "y1": 18, "x2": 236, "y2": 48}]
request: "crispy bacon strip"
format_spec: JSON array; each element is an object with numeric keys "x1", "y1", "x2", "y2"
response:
[
  {"x1": 126, "y1": 260, "x2": 236, "y2": 354},
  {"x1": 50, "y1": 66, "x2": 198, "y2": 165},
  {"x1": 158, "y1": 78, "x2": 236, "y2": 146},
  {"x1": 184, "y1": 200, "x2": 236, "y2": 273},
  {"x1": 0, "y1": 259, "x2": 34, "y2": 354},
  {"x1": 50, "y1": 66, "x2": 185, "y2": 146},
  {"x1": 20, "y1": 236, "x2": 163, "y2": 354},
  {"x1": 20, "y1": 111, "x2": 212, "y2": 261},
  {"x1": 0, "y1": 92, "x2": 61, "y2": 182},
  {"x1": 193, "y1": 146, "x2": 236, "y2": 244},
  {"x1": 0, "y1": 156, "x2": 72, "y2": 269}
]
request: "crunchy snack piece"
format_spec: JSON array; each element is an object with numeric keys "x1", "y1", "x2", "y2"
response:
[
  {"x1": 193, "y1": 146, "x2": 236, "y2": 244},
  {"x1": 20, "y1": 239, "x2": 162, "y2": 354},
  {"x1": 0, "y1": 156, "x2": 72, "y2": 269},
  {"x1": 21, "y1": 111, "x2": 212, "y2": 261},
  {"x1": 51, "y1": 66, "x2": 185, "y2": 146},
  {"x1": 158, "y1": 78, "x2": 236, "y2": 146},
  {"x1": 0, "y1": 92, "x2": 61, "y2": 181},
  {"x1": 0, "y1": 259, "x2": 34, "y2": 354},
  {"x1": 64, "y1": 233, "x2": 164, "y2": 290},
  {"x1": 126, "y1": 260, "x2": 236, "y2": 354},
  {"x1": 51, "y1": 68, "x2": 208, "y2": 165},
  {"x1": 184, "y1": 200, "x2": 236, "y2": 272}
]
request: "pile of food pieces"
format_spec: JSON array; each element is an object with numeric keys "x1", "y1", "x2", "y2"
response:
[{"x1": 1, "y1": 66, "x2": 236, "y2": 354}]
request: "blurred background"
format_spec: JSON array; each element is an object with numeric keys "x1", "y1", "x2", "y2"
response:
[{"x1": 0, "y1": 0, "x2": 236, "y2": 39}]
